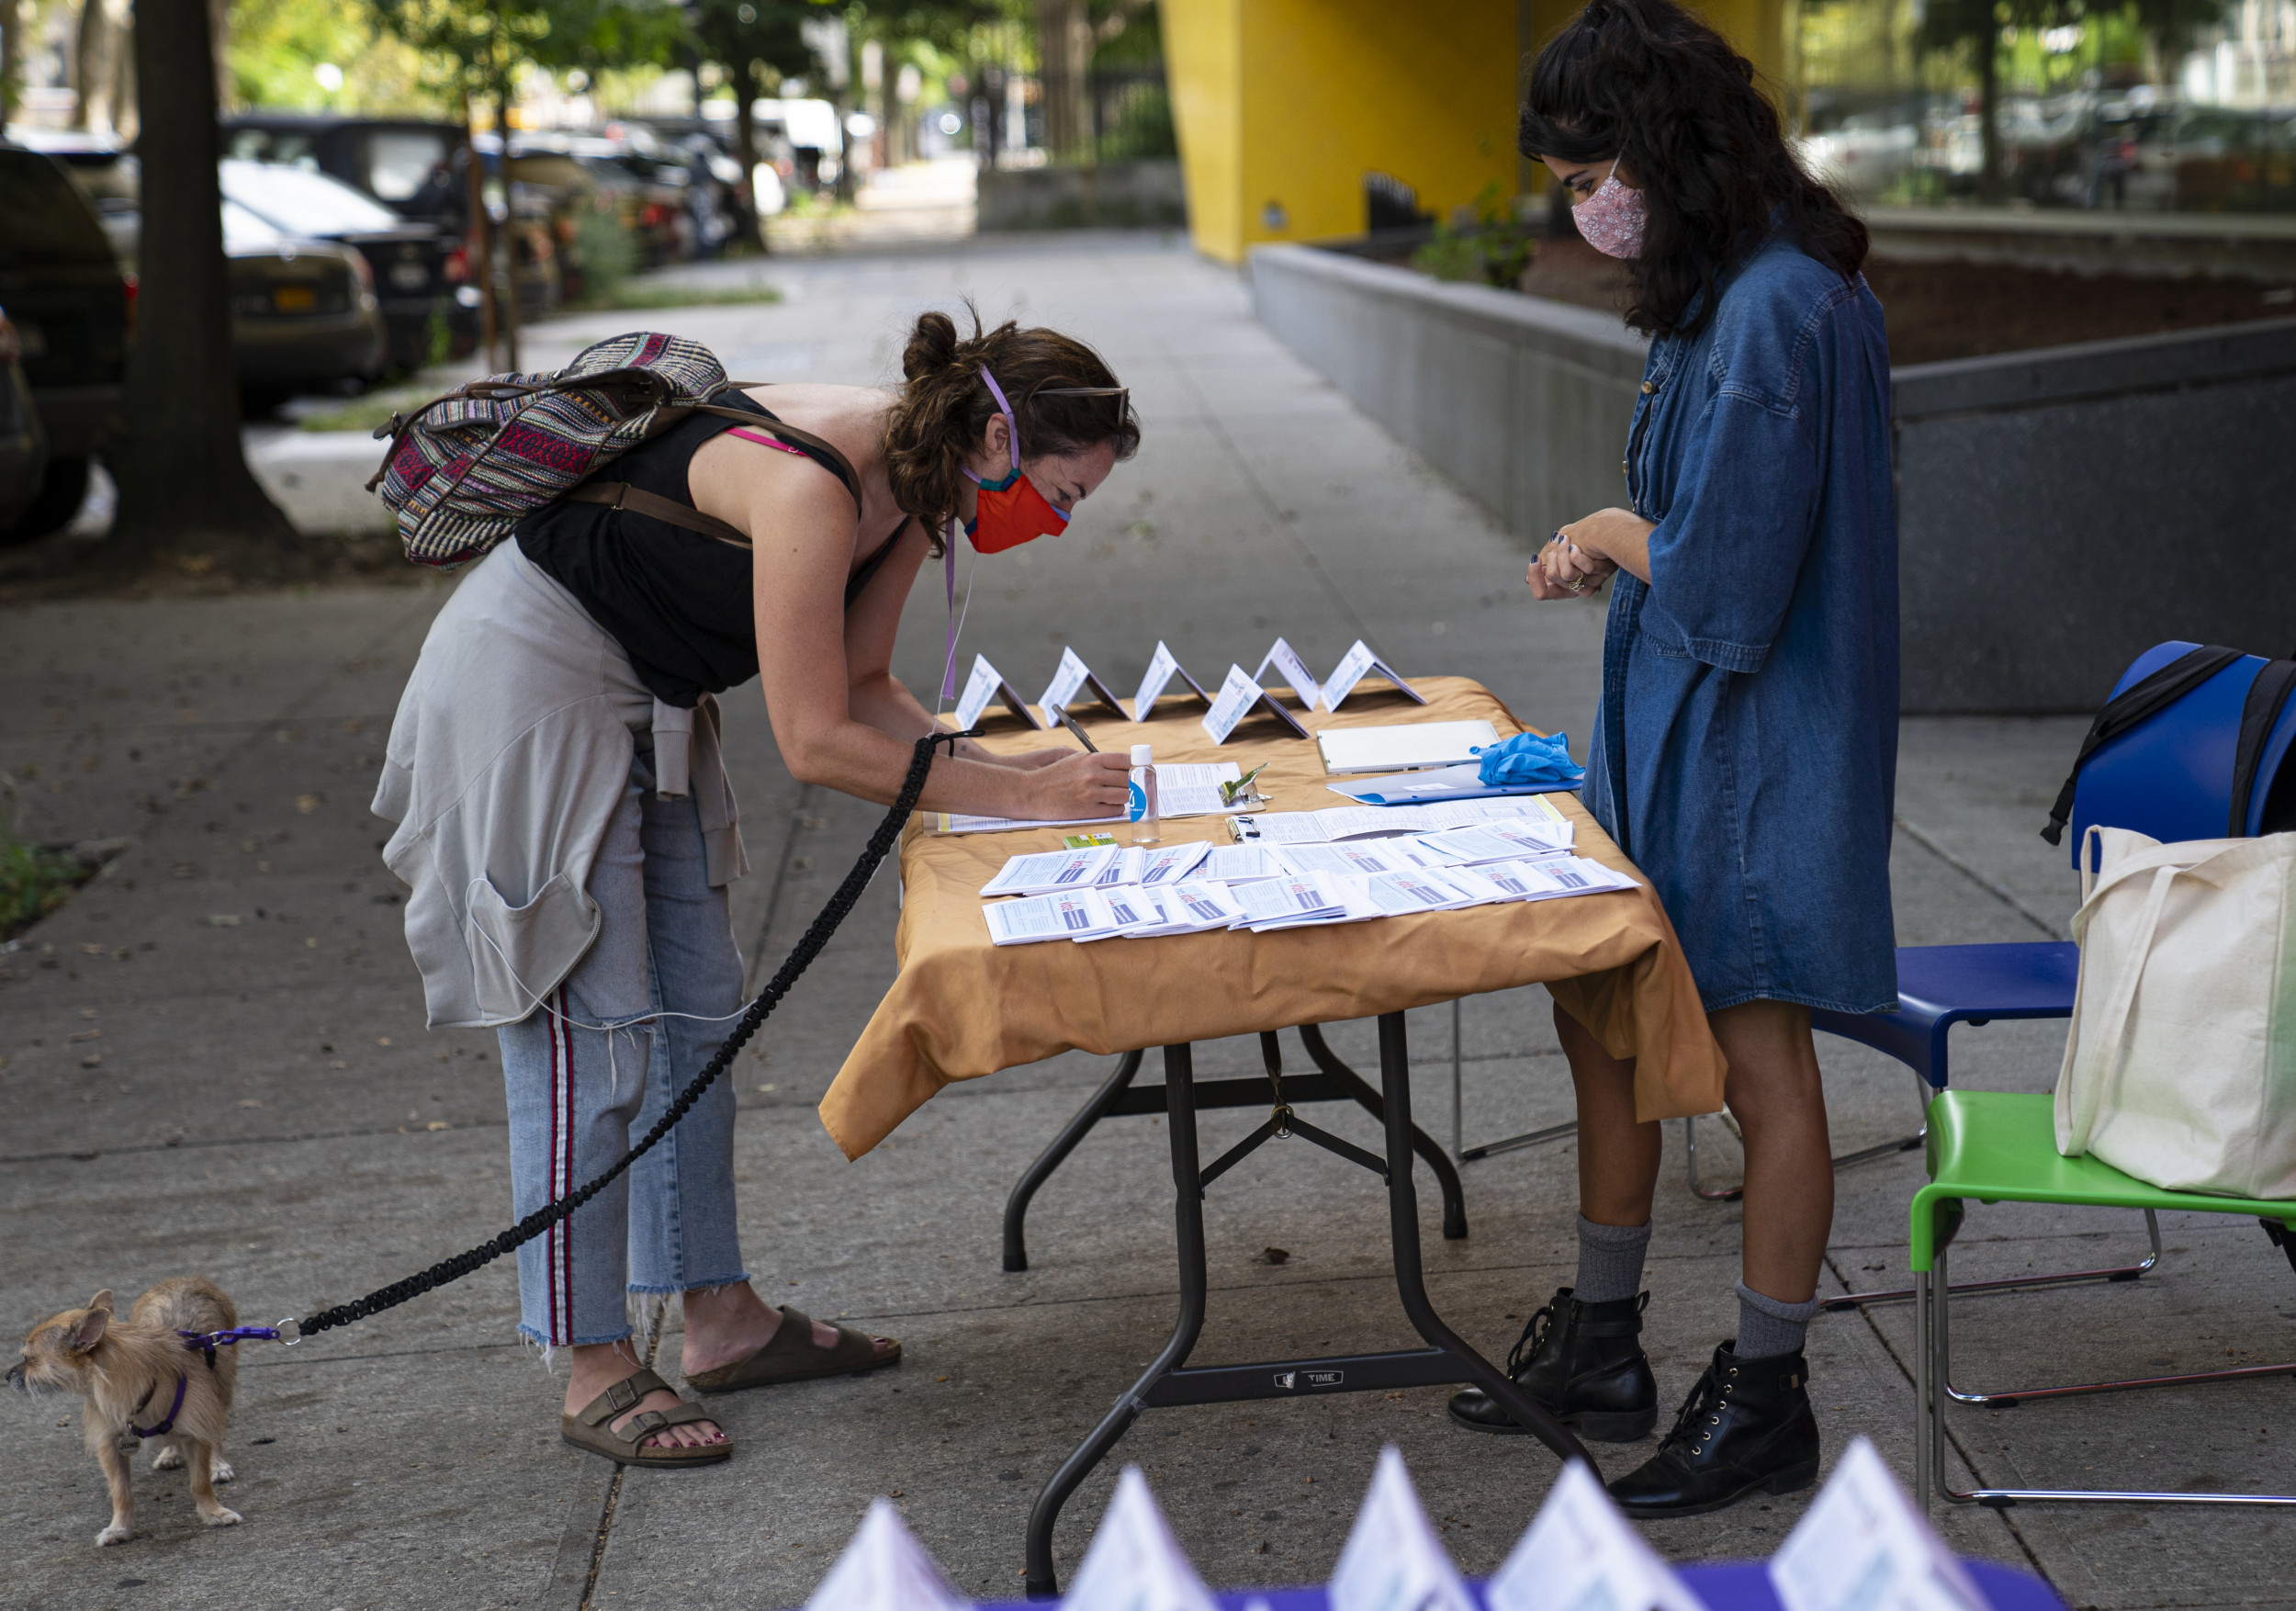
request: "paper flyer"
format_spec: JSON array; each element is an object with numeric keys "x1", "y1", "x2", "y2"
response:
[
  {"x1": 1771, "y1": 1438, "x2": 1987, "y2": 1611},
  {"x1": 1133, "y1": 641, "x2": 1211, "y2": 723},
  {"x1": 1255, "y1": 637, "x2": 1324, "y2": 711},
  {"x1": 1061, "y1": 1465, "x2": 1221, "y2": 1611},
  {"x1": 1329, "y1": 1447, "x2": 1478, "y2": 1611},
  {"x1": 1489, "y1": 1462, "x2": 1708, "y2": 1611},
  {"x1": 804, "y1": 1497, "x2": 969, "y2": 1611},
  {"x1": 1319, "y1": 639, "x2": 1427, "y2": 711}
]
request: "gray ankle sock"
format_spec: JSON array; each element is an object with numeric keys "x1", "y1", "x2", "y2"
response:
[
  {"x1": 1735, "y1": 1281, "x2": 1821, "y2": 1359},
  {"x1": 1574, "y1": 1214, "x2": 1652, "y2": 1303}
]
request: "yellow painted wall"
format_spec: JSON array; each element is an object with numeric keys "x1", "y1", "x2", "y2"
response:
[
  {"x1": 1165, "y1": 0, "x2": 1792, "y2": 262},
  {"x1": 1166, "y1": 0, "x2": 1522, "y2": 263}
]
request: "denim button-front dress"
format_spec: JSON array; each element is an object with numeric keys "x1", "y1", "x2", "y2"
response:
[{"x1": 1583, "y1": 231, "x2": 1900, "y2": 1016}]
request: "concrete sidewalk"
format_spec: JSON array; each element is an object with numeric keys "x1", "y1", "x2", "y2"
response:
[{"x1": 4, "y1": 233, "x2": 2289, "y2": 1611}]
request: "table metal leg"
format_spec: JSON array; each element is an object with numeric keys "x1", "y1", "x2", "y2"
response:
[
  {"x1": 1372, "y1": 1011, "x2": 1593, "y2": 1469},
  {"x1": 1002, "y1": 1051, "x2": 1144, "y2": 1272},
  {"x1": 1023, "y1": 1044, "x2": 1208, "y2": 1598},
  {"x1": 1297, "y1": 1021, "x2": 1469, "y2": 1241}
]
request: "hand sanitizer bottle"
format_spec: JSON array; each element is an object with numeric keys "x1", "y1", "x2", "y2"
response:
[{"x1": 1129, "y1": 744, "x2": 1160, "y2": 844}]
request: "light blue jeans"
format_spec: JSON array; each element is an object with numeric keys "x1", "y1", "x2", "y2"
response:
[{"x1": 498, "y1": 746, "x2": 750, "y2": 1347}]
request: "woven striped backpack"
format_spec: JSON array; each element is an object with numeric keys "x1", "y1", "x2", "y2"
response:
[{"x1": 367, "y1": 330, "x2": 834, "y2": 569}]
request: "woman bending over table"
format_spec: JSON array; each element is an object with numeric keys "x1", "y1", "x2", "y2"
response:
[
  {"x1": 375, "y1": 311, "x2": 1139, "y2": 1467},
  {"x1": 1447, "y1": 0, "x2": 1898, "y2": 1517}
]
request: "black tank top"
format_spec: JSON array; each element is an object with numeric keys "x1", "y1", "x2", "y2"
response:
[{"x1": 516, "y1": 393, "x2": 901, "y2": 708}]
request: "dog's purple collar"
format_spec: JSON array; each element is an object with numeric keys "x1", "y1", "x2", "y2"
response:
[
  {"x1": 129, "y1": 1373, "x2": 186, "y2": 1439},
  {"x1": 178, "y1": 1325, "x2": 281, "y2": 1352}
]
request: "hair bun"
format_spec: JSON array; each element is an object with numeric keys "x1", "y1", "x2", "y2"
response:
[{"x1": 902, "y1": 310, "x2": 961, "y2": 383}]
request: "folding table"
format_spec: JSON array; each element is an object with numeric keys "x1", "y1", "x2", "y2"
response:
[{"x1": 818, "y1": 676, "x2": 1728, "y2": 1596}]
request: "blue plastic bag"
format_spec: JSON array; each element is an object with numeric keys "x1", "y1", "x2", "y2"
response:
[{"x1": 1472, "y1": 730, "x2": 1586, "y2": 790}]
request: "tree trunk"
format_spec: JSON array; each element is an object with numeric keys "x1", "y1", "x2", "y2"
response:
[
  {"x1": 1, "y1": 0, "x2": 28, "y2": 124},
  {"x1": 495, "y1": 79, "x2": 522, "y2": 373},
  {"x1": 112, "y1": 0, "x2": 294, "y2": 550},
  {"x1": 109, "y1": 1, "x2": 134, "y2": 141},
  {"x1": 1977, "y1": 28, "x2": 2004, "y2": 203},
  {"x1": 73, "y1": 0, "x2": 109, "y2": 129},
  {"x1": 464, "y1": 99, "x2": 499, "y2": 370},
  {"x1": 732, "y1": 62, "x2": 765, "y2": 253},
  {"x1": 207, "y1": 0, "x2": 229, "y2": 109},
  {"x1": 1033, "y1": 0, "x2": 1091, "y2": 163}
]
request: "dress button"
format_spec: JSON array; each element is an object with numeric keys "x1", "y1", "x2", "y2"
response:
[
  {"x1": 1640, "y1": 380, "x2": 1657, "y2": 394},
  {"x1": 1620, "y1": 460, "x2": 1629, "y2": 475}
]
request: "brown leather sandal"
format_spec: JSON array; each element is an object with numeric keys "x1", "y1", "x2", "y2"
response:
[
  {"x1": 561, "y1": 1368, "x2": 732, "y2": 1467},
  {"x1": 683, "y1": 1306, "x2": 902, "y2": 1395}
]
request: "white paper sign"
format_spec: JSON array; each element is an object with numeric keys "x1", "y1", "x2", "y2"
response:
[
  {"x1": 1490, "y1": 1461, "x2": 1708, "y2": 1611},
  {"x1": 1203, "y1": 664, "x2": 1265, "y2": 745},
  {"x1": 1133, "y1": 640, "x2": 1211, "y2": 722},
  {"x1": 952, "y1": 653, "x2": 1042, "y2": 732},
  {"x1": 1062, "y1": 1465, "x2": 1220, "y2": 1611},
  {"x1": 1770, "y1": 1438, "x2": 1987, "y2": 1611},
  {"x1": 1330, "y1": 1446, "x2": 1478, "y2": 1611},
  {"x1": 1255, "y1": 637, "x2": 1323, "y2": 711},
  {"x1": 1321, "y1": 639, "x2": 1429, "y2": 712},
  {"x1": 1041, "y1": 647, "x2": 1093, "y2": 715},
  {"x1": 805, "y1": 1497, "x2": 968, "y2": 1611}
]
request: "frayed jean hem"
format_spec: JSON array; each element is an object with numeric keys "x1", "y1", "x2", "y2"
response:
[
  {"x1": 625, "y1": 1270, "x2": 752, "y2": 1296},
  {"x1": 520, "y1": 1323, "x2": 633, "y2": 1348}
]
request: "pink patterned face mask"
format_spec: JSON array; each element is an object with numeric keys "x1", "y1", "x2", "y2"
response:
[{"x1": 1573, "y1": 167, "x2": 1647, "y2": 260}]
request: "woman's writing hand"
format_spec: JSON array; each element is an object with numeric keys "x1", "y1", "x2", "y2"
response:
[{"x1": 1027, "y1": 750, "x2": 1135, "y2": 819}]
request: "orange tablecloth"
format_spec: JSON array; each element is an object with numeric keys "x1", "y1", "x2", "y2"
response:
[{"x1": 818, "y1": 676, "x2": 1725, "y2": 1160}]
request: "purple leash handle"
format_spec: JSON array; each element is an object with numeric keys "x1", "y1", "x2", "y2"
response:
[{"x1": 177, "y1": 1324, "x2": 287, "y2": 1350}]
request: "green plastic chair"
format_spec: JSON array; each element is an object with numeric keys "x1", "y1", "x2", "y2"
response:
[{"x1": 1911, "y1": 1088, "x2": 2296, "y2": 1509}]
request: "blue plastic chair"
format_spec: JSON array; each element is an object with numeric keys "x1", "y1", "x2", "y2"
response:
[{"x1": 1725, "y1": 643, "x2": 2296, "y2": 1315}]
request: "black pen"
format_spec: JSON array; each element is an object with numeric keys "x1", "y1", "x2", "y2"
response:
[{"x1": 1050, "y1": 704, "x2": 1098, "y2": 752}]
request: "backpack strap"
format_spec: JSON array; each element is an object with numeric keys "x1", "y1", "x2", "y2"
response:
[
  {"x1": 564, "y1": 481, "x2": 752, "y2": 548},
  {"x1": 2041, "y1": 644, "x2": 2245, "y2": 844},
  {"x1": 2230, "y1": 652, "x2": 2296, "y2": 836}
]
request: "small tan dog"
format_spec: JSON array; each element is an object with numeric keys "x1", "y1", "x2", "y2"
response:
[{"x1": 7, "y1": 1279, "x2": 242, "y2": 1545}]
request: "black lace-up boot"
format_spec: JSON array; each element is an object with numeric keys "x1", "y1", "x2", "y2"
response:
[
  {"x1": 1606, "y1": 1341, "x2": 1820, "y2": 1517},
  {"x1": 1446, "y1": 1287, "x2": 1658, "y2": 1442}
]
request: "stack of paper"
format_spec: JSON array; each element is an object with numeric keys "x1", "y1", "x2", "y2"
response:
[
  {"x1": 979, "y1": 846, "x2": 1118, "y2": 897},
  {"x1": 1411, "y1": 815, "x2": 1576, "y2": 864},
  {"x1": 1062, "y1": 1466, "x2": 1221, "y2": 1611},
  {"x1": 984, "y1": 890, "x2": 1102, "y2": 945},
  {"x1": 804, "y1": 1498, "x2": 969, "y2": 1611},
  {"x1": 1329, "y1": 1447, "x2": 1477, "y2": 1611},
  {"x1": 1271, "y1": 840, "x2": 1422, "y2": 879},
  {"x1": 1138, "y1": 841, "x2": 1213, "y2": 884},
  {"x1": 1228, "y1": 872, "x2": 1353, "y2": 930}
]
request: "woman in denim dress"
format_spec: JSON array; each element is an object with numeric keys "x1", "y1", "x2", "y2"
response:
[{"x1": 1446, "y1": 0, "x2": 1898, "y2": 1516}]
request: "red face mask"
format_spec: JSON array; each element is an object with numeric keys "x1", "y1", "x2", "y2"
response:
[{"x1": 961, "y1": 367, "x2": 1072, "y2": 555}]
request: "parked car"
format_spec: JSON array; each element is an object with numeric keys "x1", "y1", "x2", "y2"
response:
[
  {"x1": 0, "y1": 142, "x2": 129, "y2": 544},
  {"x1": 224, "y1": 116, "x2": 557, "y2": 332},
  {"x1": 221, "y1": 203, "x2": 388, "y2": 403},
  {"x1": 0, "y1": 308, "x2": 51, "y2": 542},
  {"x1": 220, "y1": 159, "x2": 486, "y2": 372}
]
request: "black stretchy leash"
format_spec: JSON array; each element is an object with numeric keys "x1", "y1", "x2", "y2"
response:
[{"x1": 288, "y1": 727, "x2": 975, "y2": 1343}]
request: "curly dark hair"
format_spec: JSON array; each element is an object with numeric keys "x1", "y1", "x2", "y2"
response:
[
  {"x1": 1518, "y1": 0, "x2": 1868, "y2": 338},
  {"x1": 883, "y1": 305, "x2": 1141, "y2": 547}
]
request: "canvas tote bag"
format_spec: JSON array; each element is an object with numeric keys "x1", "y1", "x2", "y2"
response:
[{"x1": 2054, "y1": 826, "x2": 2296, "y2": 1198}]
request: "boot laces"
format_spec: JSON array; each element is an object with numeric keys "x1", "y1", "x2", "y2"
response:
[
  {"x1": 1503, "y1": 1298, "x2": 1563, "y2": 1380},
  {"x1": 1657, "y1": 1361, "x2": 1735, "y2": 1458}
]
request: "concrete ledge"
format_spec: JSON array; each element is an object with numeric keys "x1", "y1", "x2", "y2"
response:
[
  {"x1": 1250, "y1": 243, "x2": 1646, "y2": 546},
  {"x1": 1862, "y1": 205, "x2": 2296, "y2": 280},
  {"x1": 1250, "y1": 242, "x2": 2296, "y2": 712}
]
